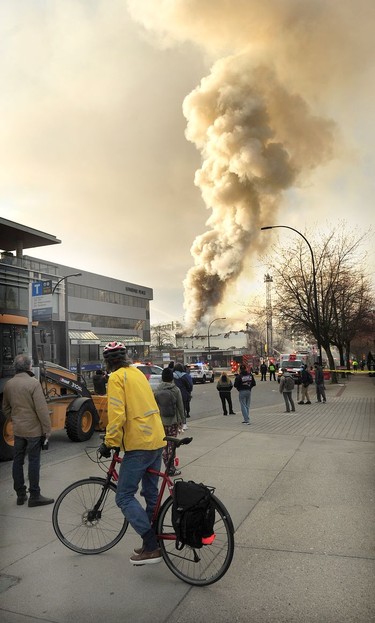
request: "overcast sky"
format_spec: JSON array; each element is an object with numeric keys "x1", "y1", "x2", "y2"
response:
[{"x1": 1, "y1": 0, "x2": 374, "y2": 332}]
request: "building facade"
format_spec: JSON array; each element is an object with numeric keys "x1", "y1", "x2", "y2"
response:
[{"x1": 0, "y1": 218, "x2": 153, "y2": 377}]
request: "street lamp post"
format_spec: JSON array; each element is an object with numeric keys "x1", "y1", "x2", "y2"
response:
[
  {"x1": 51, "y1": 273, "x2": 82, "y2": 365},
  {"x1": 207, "y1": 317, "x2": 227, "y2": 362},
  {"x1": 261, "y1": 225, "x2": 322, "y2": 365}
]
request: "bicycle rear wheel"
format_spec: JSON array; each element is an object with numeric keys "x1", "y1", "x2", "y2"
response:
[
  {"x1": 157, "y1": 494, "x2": 234, "y2": 586},
  {"x1": 52, "y1": 477, "x2": 128, "y2": 554}
]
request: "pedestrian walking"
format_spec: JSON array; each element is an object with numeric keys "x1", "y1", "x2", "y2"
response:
[
  {"x1": 2, "y1": 354, "x2": 54, "y2": 507},
  {"x1": 260, "y1": 362, "x2": 267, "y2": 381},
  {"x1": 234, "y1": 364, "x2": 256, "y2": 424},
  {"x1": 279, "y1": 367, "x2": 296, "y2": 412},
  {"x1": 216, "y1": 372, "x2": 235, "y2": 415},
  {"x1": 154, "y1": 367, "x2": 184, "y2": 476},
  {"x1": 298, "y1": 364, "x2": 313, "y2": 405},
  {"x1": 268, "y1": 362, "x2": 276, "y2": 381},
  {"x1": 98, "y1": 341, "x2": 166, "y2": 565},
  {"x1": 173, "y1": 363, "x2": 193, "y2": 431},
  {"x1": 314, "y1": 363, "x2": 327, "y2": 403}
]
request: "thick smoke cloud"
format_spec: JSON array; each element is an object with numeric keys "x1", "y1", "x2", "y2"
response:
[
  {"x1": 128, "y1": 0, "x2": 375, "y2": 327},
  {"x1": 182, "y1": 59, "x2": 335, "y2": 326}
]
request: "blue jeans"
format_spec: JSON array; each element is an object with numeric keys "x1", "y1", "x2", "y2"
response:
[
  {"x1": 116, "y1": 448, "x2": 162, "y2": 538},
  {"x1": 239, "y1": 390, "x2": 251, "y2": 422},
  {"x1": 13, "y1": 436, "x2": 42, "y2": 496}
]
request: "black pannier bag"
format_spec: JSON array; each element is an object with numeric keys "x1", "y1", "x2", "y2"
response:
[{"x1": 172, "y1": 480, "x2": 216, "y2": 550}]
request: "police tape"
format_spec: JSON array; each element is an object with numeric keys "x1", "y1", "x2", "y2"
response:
[{"x1": 322, "y1": 370, "x2": 371, "y2": 374}]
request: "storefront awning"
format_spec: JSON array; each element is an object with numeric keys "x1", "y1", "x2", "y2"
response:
[
  {"x1": 98, "y1": 334, "x2": 146, "y2": 346},
  {"x1": 69, "y1": 331, "x2": 101, "y2": 345}
]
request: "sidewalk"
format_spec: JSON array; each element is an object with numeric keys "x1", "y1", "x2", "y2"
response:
[{"x1": 0, "y1": 375, "x2": 374, "y2": 623}]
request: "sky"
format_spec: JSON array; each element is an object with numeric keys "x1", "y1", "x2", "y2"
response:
[{"x1": 0, "y1": 0, "x2": 374, "y2": 334}]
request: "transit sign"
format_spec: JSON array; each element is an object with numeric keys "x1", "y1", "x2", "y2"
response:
[{"x1": 32, "y1": 280, "x2": 53, "y2": 320}]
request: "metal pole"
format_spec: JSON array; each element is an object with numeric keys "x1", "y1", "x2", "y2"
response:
[
  {"x1": 51, "y1": 273, "x2": 82, "y2": 365},
  {"x1": 28, "y1": 279, "x2": 33, "y2": 360},
  {"x1": 261, "y1": 226, "x2": 322, "y2": 365}
]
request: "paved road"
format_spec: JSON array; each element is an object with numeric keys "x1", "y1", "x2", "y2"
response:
[{"x1": 0, "y1": 374, "x2": 374, "y2": 623}]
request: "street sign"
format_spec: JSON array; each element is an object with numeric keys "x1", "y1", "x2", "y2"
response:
[{"x1": 32, "y1": 280, "x2": 53, "y2": 320}]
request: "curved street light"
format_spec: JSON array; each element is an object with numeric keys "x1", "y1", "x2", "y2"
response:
[
  {"x1": 51, "y1": 273, "x2": 82, "y2": 364},
  {"x1": 207, "y1": 317, "x2": 227, "y2": 361},
  {"x1": 261, "y1": 225, "x2": 322, "y2": 365}
]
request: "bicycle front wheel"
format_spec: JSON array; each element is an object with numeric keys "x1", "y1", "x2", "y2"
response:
[
  {"x1": 157, "y1": 494, "x2": 235, "y2": 586},
  {"x1": 52, "y1": 477, "x2": 128, "y2": 554}
]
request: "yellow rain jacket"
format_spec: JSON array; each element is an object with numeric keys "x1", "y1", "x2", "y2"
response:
[{"x1": 104, "y1": 365, "x2": 166, "y2": 452}]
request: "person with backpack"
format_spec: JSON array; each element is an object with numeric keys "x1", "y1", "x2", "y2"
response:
[
  {"x1": 298, "y1": 364, "x2": 313, "y2": 405},
  {"x1": 173, "y1": 363, "x2": 193, "y2": 431},
  {"x1": 268, "y1": 362, "x2": 276, "y2": 381},
  {"x1": 216, "y1": 372, "x2": 235, "y2": 415},
  {"x1": 279, "y1": 367, "x2": 296, "y2": 413},
  {"x1": 234, "y1": 364, "x2": 256, "y2": 424},
  {"x1": 154, "y1": 367, "x2": 184, "y2": 476}
]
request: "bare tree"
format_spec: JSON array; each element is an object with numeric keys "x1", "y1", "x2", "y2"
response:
[
  {"x1": 264, "y1": 224, "x2": 374, "y2": 381},
  {"x1": 151, "y1": 324, "x2": 174, "y2": 352}
]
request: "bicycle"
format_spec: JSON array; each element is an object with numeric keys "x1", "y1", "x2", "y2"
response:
[{"x1": 52, "y1": 436, "x2": 235, "y2": 586}]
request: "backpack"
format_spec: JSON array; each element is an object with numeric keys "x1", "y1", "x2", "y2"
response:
[
  {"x1": 283, "y1": 375, "x2": 295, "y2": 391},
  {"x1": 307, "y1": 372, "x2": 314, "y2": 385},
  {"x1": 155, "y1": 387, "x2": 177, "y2": 419},
  {"x1": 171, "y1": 480, "x2": 216, "y2": 550}
]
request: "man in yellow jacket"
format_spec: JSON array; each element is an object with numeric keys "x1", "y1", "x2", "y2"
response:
[{"x1": 98, "y1": 342, "x2": 166, "y2": 565}]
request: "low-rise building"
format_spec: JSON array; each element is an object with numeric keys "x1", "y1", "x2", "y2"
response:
[{"x1": 0, "y1": 218, "x2": 153, "y2": 378}]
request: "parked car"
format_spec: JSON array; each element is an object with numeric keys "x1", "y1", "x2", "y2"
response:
[
  {"x1": 131, "y1": 363, "x2": 163, "y2": 388},
  {"x1": 277, "y1": 360, "x2": 304, "y2": 384},
  {"x1": 189, "y1": 364, "x2": 214, "y2": 384}
]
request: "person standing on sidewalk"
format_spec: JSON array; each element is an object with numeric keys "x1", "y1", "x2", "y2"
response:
[
  {"x1": 298, "y1": 364, "x2": 313, "y2": 405},
  {"x1": 154, "y1": 367, "x2": 184, "y2": 476},
  {"x1": 98, "y1": 341, "x2": 166, "y2": 565},
  {"x1": 2, "y1": 354, "x2": 54, "y2": 507},
  {"x1": 268, "y1": 361, "x2": 277, "y2": 381},
  {"x1": 260, "y1": 362, "x2": 267, "y2": 381},
  {"x1": 173, "y1": 363, "x2": 193, "y2": 431},
  {"x1": 279, "y1": 368, "x2": 296, "y2": 413},
  {"x1": 216, "y1": 372, "x2": 235, "y2": 415},
  {"x1": 234, "y1": 364, "x2": 256, "y2": 424},
  {"x1": 314, "y1": 363, "x2": 327, "y2": 403}
]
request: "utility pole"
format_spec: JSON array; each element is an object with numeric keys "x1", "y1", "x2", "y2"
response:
[{"x1": 264, "y1": 273, "x2": 273, "y2": 359}]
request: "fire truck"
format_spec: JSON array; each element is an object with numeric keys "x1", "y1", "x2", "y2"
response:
[{"x1": 230, "y1": 354, "x2": 260, "y2": 374}]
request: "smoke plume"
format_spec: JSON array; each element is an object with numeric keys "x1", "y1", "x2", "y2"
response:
[
  {"x1": 128, "y1": 0, "x2": 375, "y2": 328},
  {"x1": 182, "y1": 59, "x2": 335, "y2": 326}
]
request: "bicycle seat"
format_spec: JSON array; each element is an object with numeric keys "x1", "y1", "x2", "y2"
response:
[{"x1": 164, "y1": 436, "x2": 193, "y2": 447}]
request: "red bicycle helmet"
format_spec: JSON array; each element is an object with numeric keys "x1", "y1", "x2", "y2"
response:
[{"x1": 103, "y1": 341, "x2": 126, "y2": 359}]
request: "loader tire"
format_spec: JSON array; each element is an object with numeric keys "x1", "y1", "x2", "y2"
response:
[
  {"x1": 0, "y1": 409, "x2": 14, "y2": 461},
  {"x1": 66, "y1": 402, "x2": 96, "y2": 442}
]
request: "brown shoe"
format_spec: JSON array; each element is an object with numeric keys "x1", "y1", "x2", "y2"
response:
[
  {"x1": 133, "y1": 545, "x2": 144, "y2": 556},
  {"x1": 129, "y1": 548, "x2": 162, "y2": 565}
]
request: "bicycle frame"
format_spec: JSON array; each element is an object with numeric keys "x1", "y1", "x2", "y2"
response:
[
  {"x1": 53, "y1": 435, "x2": 235, "y2": 586},
  {"x1": 100, "y1": 445, "x2": 176, "y2": 542}
]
